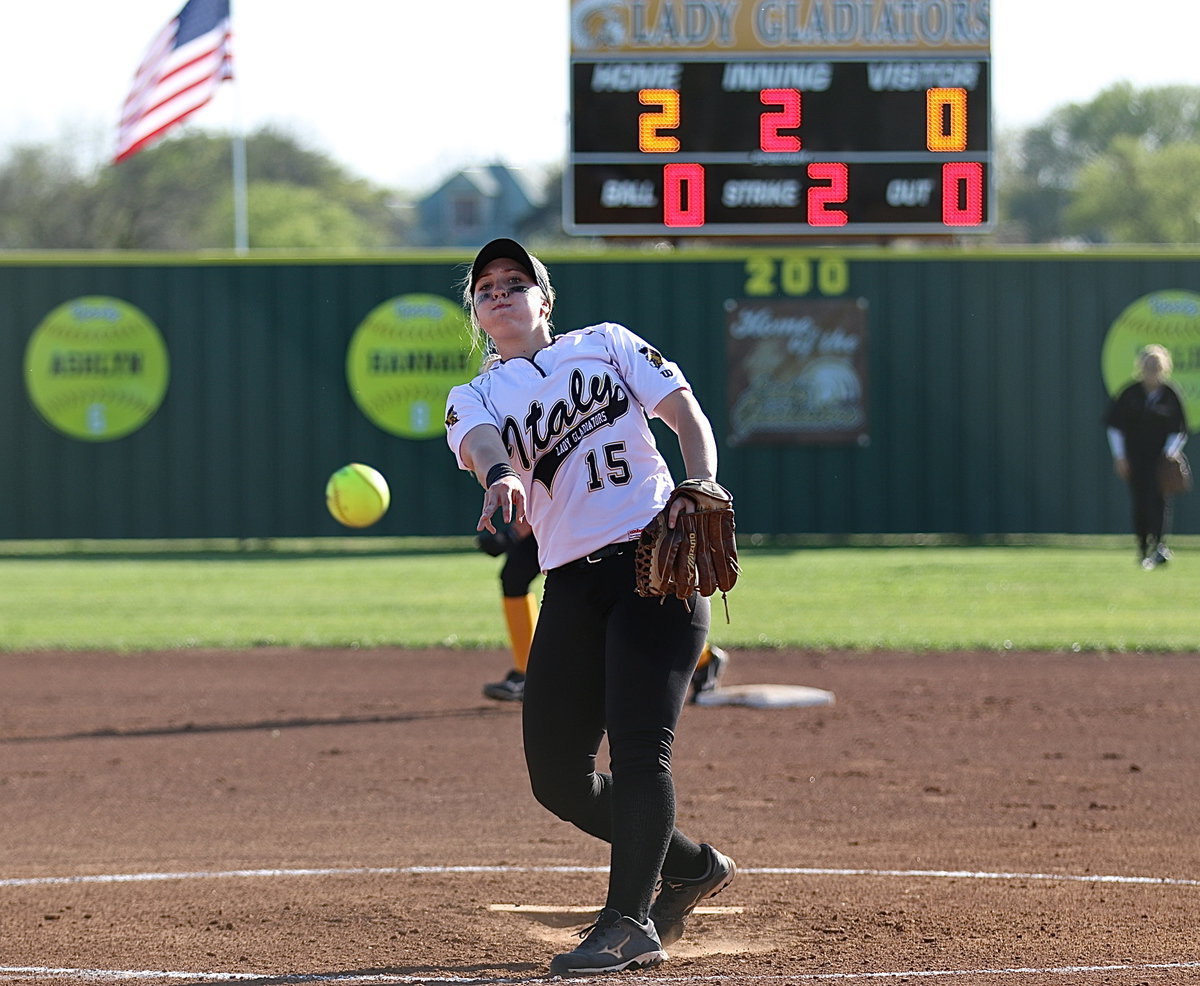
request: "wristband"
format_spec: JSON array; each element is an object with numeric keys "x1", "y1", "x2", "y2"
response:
[{"x1": 486, "y1": 462, "x2": 518, "y2": 487}]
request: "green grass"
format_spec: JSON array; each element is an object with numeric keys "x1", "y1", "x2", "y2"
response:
[{"x1": 0, "y1": 537, "x2": 1197, "y2": 653}]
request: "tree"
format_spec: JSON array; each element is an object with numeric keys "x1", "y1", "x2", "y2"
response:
[
  {"x1": 230, "y1": 127, "x2": 409, "y2": 247},
  {"x1": 0, "y1": 126, "x2": 413, "y2": 250},
  {"x1": 1068, "y1": 137, "x2": 1200, "y2": 244},
  {"x1": 999, "y1": 83, "x2": 1200, "y2": 243},
  {"x1": 0, "y1": 145, "x2": 99, "y2": 248},
  {"x1": 90, "y1": 131, "x2": 233, "y2": 249},
  {"x1": 203, "y1": 181, "x2": 389, "y2": 249}
]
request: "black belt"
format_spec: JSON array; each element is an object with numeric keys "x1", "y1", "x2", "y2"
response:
[{"x1": 559, "y1": 540, "x2": 637, "y2": 570}]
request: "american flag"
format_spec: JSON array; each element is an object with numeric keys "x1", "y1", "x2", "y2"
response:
[{"x1": 114, "y1": 0, "x2": 234, "y2": 163}]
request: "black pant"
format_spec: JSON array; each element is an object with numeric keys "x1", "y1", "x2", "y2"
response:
[
  {"x1": 1128, "y1": 452, "x2": 1169, "y2": 556},
  {"x1": 522, "y1": 548, "x2": 710, "y2": 921}
]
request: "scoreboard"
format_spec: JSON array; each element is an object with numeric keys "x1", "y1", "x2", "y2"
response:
[{"x1": 565, "y1": 0, "x2": 993, "y2": 237}]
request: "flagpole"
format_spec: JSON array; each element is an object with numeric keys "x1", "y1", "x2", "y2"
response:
[
  {"x1": 229, "y1": 70, "x2": 249, "y2": 254},
  {"x1": 232, "y1": 129, "x2": 249, "y2": 254}
]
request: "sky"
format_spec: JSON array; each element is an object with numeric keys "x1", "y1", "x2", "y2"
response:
[{"x1": 3, "y1": 1, "x2": 1197, "y2": 194}]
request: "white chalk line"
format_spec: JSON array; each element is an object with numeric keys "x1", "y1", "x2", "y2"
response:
[
  {"x1": 2, "y1": 864, "x2": 1199, "y2": 889},
  {"x1": 4, "y1": 961, "x2": 1200, "y2": 984},
  {"x1": 4, "y1": 866, "x2": 1197, "y2": 984}
]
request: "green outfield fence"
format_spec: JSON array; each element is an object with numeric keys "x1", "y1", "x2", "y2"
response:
[{"x1": 2, "y1": 248, "x2": 1197, "y2": 540}]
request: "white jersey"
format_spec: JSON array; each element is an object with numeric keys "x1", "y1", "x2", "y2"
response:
[{"x1": 445, "y1": 322, "x2": 689, "y2": 571}]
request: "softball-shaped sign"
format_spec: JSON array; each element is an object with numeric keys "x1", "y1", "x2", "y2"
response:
[
  {"x1": 24, "y1": 296, "x2": 170, "y2": 441},
  {"x1": 326, "y1": 463, "x2": 391, "y2": 528},
  {"x1": 1101, "y1": 290, "x2": 1200, "y2": 431},
  {"x1": 346, "y1": 293, "x2": 474, "y2": 439}
]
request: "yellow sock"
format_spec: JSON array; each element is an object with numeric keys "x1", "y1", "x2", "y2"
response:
[
  {"x1": 503, "y1": 594, "x2": 538, "y2": 674},
  {"x1": 696, "y1": 642, "x2": 712, "y2": 670}
]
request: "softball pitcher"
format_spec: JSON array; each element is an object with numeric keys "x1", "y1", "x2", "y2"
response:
[{"x1": 445, "y1": 239, "x2": 736, "y2": 976}]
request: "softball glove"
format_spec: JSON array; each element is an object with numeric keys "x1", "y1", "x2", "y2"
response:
[{"x1": 635, "y1": 479, "x2": 739, "y2": 614}]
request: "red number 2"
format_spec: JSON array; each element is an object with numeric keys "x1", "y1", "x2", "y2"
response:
[
  {"x1": 807, "y1": 163, "x2": 848, "y2": 226},
  {"x1": 759, "y1": 88, "x2": 801, "y2": 152}
]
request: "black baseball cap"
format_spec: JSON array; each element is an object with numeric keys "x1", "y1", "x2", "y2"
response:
[{"x1": 470, "y1": 238, "x2": 553, "y2": 305}]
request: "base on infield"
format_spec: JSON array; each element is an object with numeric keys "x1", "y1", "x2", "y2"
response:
[{"x1": 694, "y1": 683, "x2": 836, "y2": 708}]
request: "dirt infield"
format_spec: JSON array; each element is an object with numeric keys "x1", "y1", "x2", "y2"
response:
[{"x1": 2, "y1": 647, "x2": 1199, "y2": 985}]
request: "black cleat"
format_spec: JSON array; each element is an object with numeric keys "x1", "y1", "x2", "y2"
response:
[
  {"x1": 549, "y1": 907, "x2": 667, "y2": 976},
  {"x1": 482, "y1": 669, "x2": 525, "y2": 702},
  {"x1": 650, "y1": 843, "x2": 737, "y2": 946}
]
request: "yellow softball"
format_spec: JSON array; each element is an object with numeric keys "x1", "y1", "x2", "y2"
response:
[{"x1": 326, "y1": 463, "x2": 390, "y2": 528}]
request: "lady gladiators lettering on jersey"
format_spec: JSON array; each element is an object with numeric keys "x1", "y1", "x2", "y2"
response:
[{"x1": 503, "y1": 368, "x2": 632, "y2": 496}]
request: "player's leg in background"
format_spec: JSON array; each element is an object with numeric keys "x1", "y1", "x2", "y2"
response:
[
  {"x1": 1145, "y1": 464, "x2": 1171, "y2": 565},
  {"x1": 1157, "y1": 491, "x2": 1175, "y2": 564},
  {"x1": 1129, "y1": 458, "x2": 1162, "y2": 567},
  {"x1": 484, "y1": 530, "x2": 541, "y2": 701},
  {"x1": 520, "y1": 560, "x2": 613, "y2": 839},
  {"x1": 689, "y1": 641, "x2": 729, "y2": 703}
]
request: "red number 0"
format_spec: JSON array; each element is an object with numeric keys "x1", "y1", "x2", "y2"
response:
[
  {"x1": 663, "y1": 163, "x2": 705, "y2": 227},
  {"x1": 806, "y1": 163, "x2": 848, "y2": 226},
  {"x1": 942, "y1": 162, "x2": 984, "y2": 225}
]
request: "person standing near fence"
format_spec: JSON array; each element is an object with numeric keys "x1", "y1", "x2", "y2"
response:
[{"x1": 1105, "y1": 344, "x2": 1189, "y2": 569}]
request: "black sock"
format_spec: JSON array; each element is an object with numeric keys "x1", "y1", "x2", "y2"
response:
[{"x1": 606, "y1": 771, "x2": 675, "y2": 921}]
